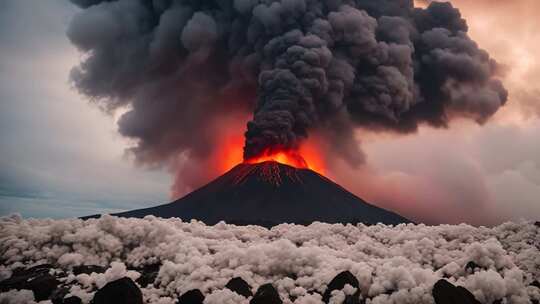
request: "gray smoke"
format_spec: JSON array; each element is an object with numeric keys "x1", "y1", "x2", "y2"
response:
[{"x1": 67, "y1": 0, "x2": 507, "y2": 166}]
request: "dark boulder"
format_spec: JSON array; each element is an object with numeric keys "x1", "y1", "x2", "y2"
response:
[
  {"x1": 465, "y1": 261, "x2": 480, "y2": 273},
  {"x1": 178, "y1": 289, "x2": 205, "y2": 304},
  {"x1": 0, "y1": 265, "x2": 58, "y2": 302},
  {"x1": 531, "y1": 280, "x2": 540, "y2": 289},
  {"x1": 0, "y1": 264, "x2": 53, "y2": 292},
  {"x1": 433, "y1": 279, "x2": 480, "y2": 304},
  {"x1": 343, "y1": 295, "x2": 363, "y2": 304},
  {"x1": 73, "y1": 265, "x2": 105, "y2": 275},
  {"x1": 225, "y1": 277, "x2": 253, "y2": 298},
  {"x1": 134, "y1": 263, "x2": 160, "y2": 288},
  {"x1": 92, "y1": 277, "x2": 142, "y2": 304},
  {"x1": 64, "y1": 296, "x2": 83, "y2": 304},
  {"x1": 51, "y1": 287, "x2": 70, "y2": 304},
  {"x1": 15, "y1": 264, "x2": 54, "y2": 276},
  {"x1": 27, "y1": 273, "x2": 59, "y2": 301},
  {"x1": 51, "y1": 287, "x2": 83, "y2": 304},
  {"x1": 0, "y1": 273, "x2": 30, "y2": 292},
  {"x1": 250, "y1": 283, "x2": 282, "y2": 304},
  {"x1": 322, "y1": 271, "x2": 360, "y2": 304}
]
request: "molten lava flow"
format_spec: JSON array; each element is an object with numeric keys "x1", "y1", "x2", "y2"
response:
[
  {"x1": 244, "y1": 143, "x2": 326, "y2": 174},
  {"x1": 245, "y1": 149, "x2": 308, "y2": 168},
  {"x1": 217, "y1": 128, "x2": 325, "y2": 174}
]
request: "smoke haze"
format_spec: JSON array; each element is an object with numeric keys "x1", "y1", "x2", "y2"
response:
[{"x1": 67, "y1": 0, "x2": 506, "y2": 168}]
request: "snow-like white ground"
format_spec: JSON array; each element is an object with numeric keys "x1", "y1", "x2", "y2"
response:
[{"x1": 0, "y1": 214, "x2": 539, "y2": 304}]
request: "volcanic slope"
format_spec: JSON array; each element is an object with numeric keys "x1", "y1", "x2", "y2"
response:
[{"x1": 103, "y1": 161, "x2": 410, "y2": 227}]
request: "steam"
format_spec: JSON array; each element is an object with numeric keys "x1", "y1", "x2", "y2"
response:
[{"x1": 67, "y1": 0, "x2": 506, "y2": 167}]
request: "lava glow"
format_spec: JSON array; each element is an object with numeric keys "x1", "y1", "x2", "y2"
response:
[
  {"x1": 218, "y1": 134, "x2": 326, "y2": 174},
  {"x1": 245, "y1": 149, "x2": 309, "y2": 168}
]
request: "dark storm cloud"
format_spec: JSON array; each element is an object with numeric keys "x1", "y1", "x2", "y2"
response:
[{"x1": 67, "y1": 0, "x2": 507, "y2": 165}]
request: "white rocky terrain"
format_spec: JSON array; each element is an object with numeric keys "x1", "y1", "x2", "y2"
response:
[{"x1": 0, "y1": 214, "x2": 539, "y2": 304}]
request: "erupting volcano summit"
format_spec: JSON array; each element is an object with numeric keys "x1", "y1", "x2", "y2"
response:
[{"x1": 98, "y1": 157, "x2": 410, "y2": 227}]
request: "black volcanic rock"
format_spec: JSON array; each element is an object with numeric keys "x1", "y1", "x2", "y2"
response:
[
  {"x1": 132, "y1": 263, "x2": 161, "y2": 287},
  {"x1": 433, "y1": 279, "x2": 481, "y2": 304},
  {"x1": 73, "y1": 265, "x2": 105, "y2": 275},
  {"x1": 0, "y1": 264, "x2": 58, "y2": 301},
  {"x1": 250, "y1": 284, "x2": 282, "y2": 304},
  {"x1": 64, "y1": 296, "x2": 83, "y2": 304},
  {"x1": 51, "y1": 287, "x2": 82, "y2": 304},
  {"x1": 51, "y1": 287, "x2": 70, "y2": 304},
  {"x1": 226, "y1": 277, "x2": 253, "y2": 298},
  {"x1": 178, "y1": 289, "x2": 205, "y2": 304},
  {"x1": 97, "y1": 162, "x2": 409, "y2": 227},
  {"x1": 322, "y1": 271, "x2": 361, "y2": 304},
  {"x1": 92, "y1": 277, "x2": 142, "y2": 304},
  {"x1": 27, "y1": 274, "x2": 59, "y2": 301}
]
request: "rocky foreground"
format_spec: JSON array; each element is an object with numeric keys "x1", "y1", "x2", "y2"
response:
[{"x1": 0, "y1": 215, "x2": 539, "y2": 304}]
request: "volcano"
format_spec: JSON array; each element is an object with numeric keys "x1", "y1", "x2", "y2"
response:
[{"x1": 97, "y1": 161, "x2": 410, "y2": 227}]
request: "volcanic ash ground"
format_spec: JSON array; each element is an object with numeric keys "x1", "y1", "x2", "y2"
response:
[{"x1": 1, "y1": 215, "x2": 539, "y2": 304}]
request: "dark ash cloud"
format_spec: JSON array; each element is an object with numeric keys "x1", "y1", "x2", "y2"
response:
[{"x1": 67, "y1": 0, "x2": 507, "y2": 167}]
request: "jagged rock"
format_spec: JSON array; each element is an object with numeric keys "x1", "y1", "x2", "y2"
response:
[
  {"x1": 0, "y1": 273, "x2": 29, "y2": 292},
  {"x1": 51, "y1": 286, "x2": 70, "y2": 304},
  {"x1": 27, "y1": 273, "x2": 60, "y2": 301},
  {"x1": 16, "y1": 264, "x2": 53, "y2": 276},
  {"x1": 134, "y1": 263, "x2": 161, "y2": 287},
  {"x1": 92, "y1": 277, "x2": 142, "y2": 304},
  {"x1": 0, "y1": 264, "x2": 58, "y2": 302},
  {"x1": 178, "y1": 289, "x2": 205, "y2": 304},
  {"x1": 51, "y1": 286, "x2": 82, "y2": 304},
  {"x1": 64, "y1": 296, "x2": 83, "y2": 304},
  {"x1": 225, "y1": 277, "x2": 253, "y2": 298},
  {"x1": 1, "y1": 263, "x2": 53, "y2": 292},
  {"x1": 250, "y1": 283, "x2": 282, "y2": 304},
  {"x1": 465, "y1": 261, "x2": 480, "y2": 273},
  {"x1": 322, "y1": 271, "x2": 360, "y2": 304},
  {"x1": 433, "y1": 279, "x2": 481, "y2": 304},
  {"x1": 73, "y1": 265, "x2": 105, "y2": 275}
]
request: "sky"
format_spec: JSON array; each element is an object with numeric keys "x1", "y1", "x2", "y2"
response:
[
  {"x1": 0, "y1": 0, "x2": 170, "y2": 218},
  {"x1": 0, "y1": 0, "x2": 539, "y2": 224}
]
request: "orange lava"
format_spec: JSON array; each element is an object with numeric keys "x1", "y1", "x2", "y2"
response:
[
  {"x1": 218, "y1": 134, "x2": 326, "y2": 174},
  {"x1": 245, "y1": 149, "x2": 309, "y2": 169}
]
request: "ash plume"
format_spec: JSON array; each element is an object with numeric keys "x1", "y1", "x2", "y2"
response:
[{"x1": 67, "y1": 0, "x2": 507, "y2": 166}]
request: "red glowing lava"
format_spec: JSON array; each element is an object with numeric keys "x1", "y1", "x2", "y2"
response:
[
  {"x1": 245, "y1": 149, "x2": 309, "y2": 168},
  {"x1": 217, "y1": 134, "x2": 326, "y2": 175}
]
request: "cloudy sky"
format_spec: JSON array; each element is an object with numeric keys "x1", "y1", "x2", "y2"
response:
[
  {"x1": 0, "y1": 0, "x2": 170, "y2": 218},
  {"x1": 0, "y1": 0, "x2": 539, "y2": 224}
]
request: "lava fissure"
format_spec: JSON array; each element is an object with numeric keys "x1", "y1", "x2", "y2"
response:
[{"x1": 232, "y1": 161, "x2": 303, "y2": 187}]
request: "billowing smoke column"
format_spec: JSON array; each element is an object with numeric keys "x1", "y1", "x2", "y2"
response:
[{"x1": 67, "y1": 0, "x2": 507, "y2": 166}]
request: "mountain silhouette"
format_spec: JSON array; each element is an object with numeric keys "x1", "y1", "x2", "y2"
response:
[{"x1": 88, "y1": 161, "x2": 410, "y2": 227}]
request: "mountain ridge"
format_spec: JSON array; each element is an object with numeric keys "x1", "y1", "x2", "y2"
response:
[{"x1": 85, "y1": 161, "x2": 411, "y2": 227}]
